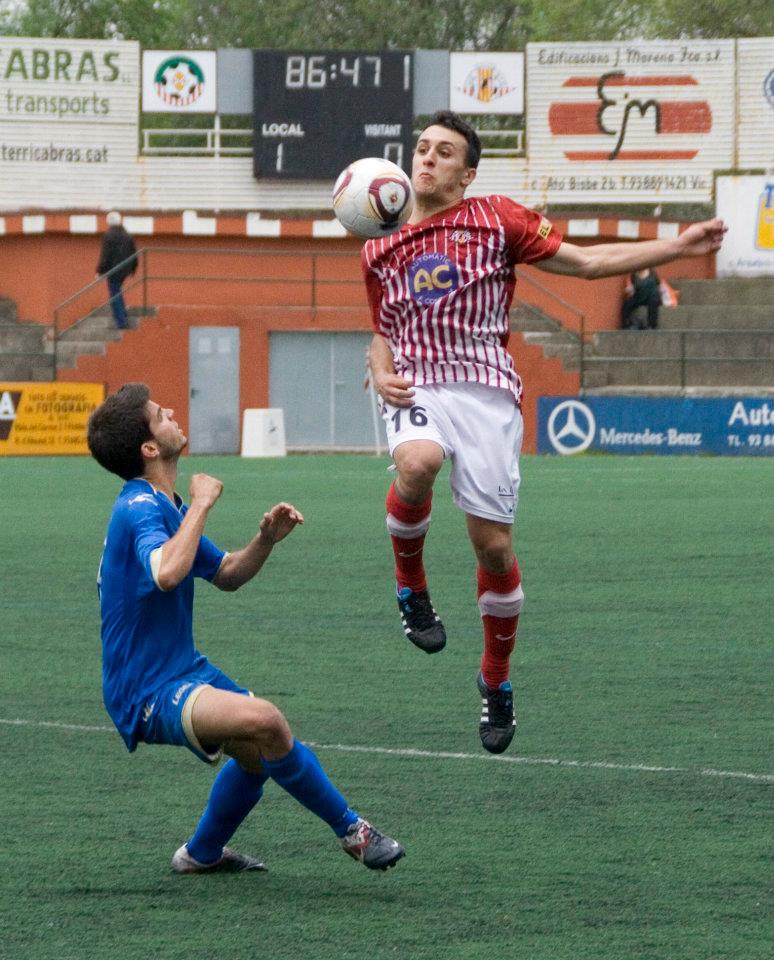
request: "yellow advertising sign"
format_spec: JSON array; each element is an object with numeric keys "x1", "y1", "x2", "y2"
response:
[
  {"x1": 0, "y1": 381, "x2": 104, "y2": 455},
  {"x1": 756, "y1": 184, "x2": 774, "y2": 250}
]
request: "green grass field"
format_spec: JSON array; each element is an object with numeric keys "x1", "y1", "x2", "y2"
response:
[{"x1": 1, "y1": 453, "x2": 771, "y2": 960}]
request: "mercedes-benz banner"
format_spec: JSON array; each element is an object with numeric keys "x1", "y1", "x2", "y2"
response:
[{"x1": 537, "y1": 396, "x2": 774, "y2": 456}]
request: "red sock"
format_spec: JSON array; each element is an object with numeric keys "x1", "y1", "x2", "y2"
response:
[
  {"x1": 386, "y1": 484, "x2": 432, "y2": 593},
  {"x1": 477, "y1": 559, "x2": 523, "y2": 688}
]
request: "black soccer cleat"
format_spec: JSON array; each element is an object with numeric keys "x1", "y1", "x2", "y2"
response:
[
  {"x1": 396, "y1": 586, "x2": 447, "y2": 653},
  {"x1": 477, "y1": 671, "x2": 517, "y2": 754}
]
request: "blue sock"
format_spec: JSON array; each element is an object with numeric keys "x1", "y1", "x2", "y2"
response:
[
  {"x1": 262, "y1": 739, "x2": 359, "y2": 838},
  {"x1": 187, "y1": 758, "x2": 268, "y2": 865}
]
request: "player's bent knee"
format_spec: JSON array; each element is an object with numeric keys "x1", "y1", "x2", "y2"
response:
[
  {"x1": 242, "y1": 698, "x2": 292, "y2": 749},
  {"x1": 241, "y1": 698, "x2": 284, "y2": 732},
  {"x1": 395, "y1": 444, "x2": 443, "y2": 486}
]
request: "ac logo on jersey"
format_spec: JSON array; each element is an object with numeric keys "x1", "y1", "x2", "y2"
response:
[{"x1": 408, "y1": 253, "x2": 460, "y2": 305}]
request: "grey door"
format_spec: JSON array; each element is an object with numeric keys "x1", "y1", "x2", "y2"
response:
[
  {"x1": 189, "y1": 326, "x2": 240, "y2": 453},
  {"x1": 269, "y1": 332, "x2": 380, "y2": 449}
]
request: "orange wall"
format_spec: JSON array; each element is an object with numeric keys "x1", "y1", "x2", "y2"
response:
[
  {"x1": 1, "y1": 225, "x2": 714, "y2": 453},
  {"x1": 60, "y1": 303, "x2": 579, "y2": 454},
  {"x1": 1, "y1": 229, "x2": 715, "y2": 331},
  {"x1": 59, "y1": 304, "x2": 372, "y2": 446},
  {"x1": 0, "y1": 233, "x2": 369, "y2": 329}
]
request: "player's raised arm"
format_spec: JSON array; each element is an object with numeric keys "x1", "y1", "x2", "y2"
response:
[
  {"x1": 214, "y1": 502, "x2": 304, "y2": 592},
  {"x1": 155, "y1": 473, "x2": 223, "y2": 591},
  {"x1": 536, "y1": 217, "x2": 727, "y2": 280}
]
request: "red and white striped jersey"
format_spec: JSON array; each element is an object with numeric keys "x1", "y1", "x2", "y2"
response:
[{"x1": 362, "y1": 195, "x2": 562, "y2": 404}]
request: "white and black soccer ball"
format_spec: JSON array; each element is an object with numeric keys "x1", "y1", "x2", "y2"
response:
[{"x1": 332, "y1": 157, "x2": 414, "y2": 239}]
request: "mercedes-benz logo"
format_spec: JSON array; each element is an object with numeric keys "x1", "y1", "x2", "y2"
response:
[{"x1": 547, "y1": 400, "x2": 596, "y2": 454}]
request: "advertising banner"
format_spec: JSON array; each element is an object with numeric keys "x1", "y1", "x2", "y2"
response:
[
  {"x1": 537, "y1": 395, "x2": 774, "y2": 456},
  {"x1": 526, "y1": 40, "x2": 735, "y2": 204},
  {"x1": 142, "y1": 50, "x2": 217, "y2": 113},
  {"x1": 449, "y1": 52, "x2": 524, "y2": 114},
  {"x1": 0, "y1": 36, "x2": 139, "y2": 208},
  {"x1": 736, "y1": 37, "x2": 774, "y2": 170},
  {"x1": 0, "y1": 382, "x2": 104, "y2": 455},
  {"x1": 716, "y1": 175, "x2": 774, "y2": 278}
]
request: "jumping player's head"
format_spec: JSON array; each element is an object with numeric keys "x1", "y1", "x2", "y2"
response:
[
  {"x1": 88, "y1": 382, "x2": 187, "y2": 480},
  {"x1": 412, "y1": 111, "x2": 480, "y2": 212}
]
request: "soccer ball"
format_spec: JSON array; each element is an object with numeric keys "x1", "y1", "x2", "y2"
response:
[{"x1": 332, "y1": 157, "x2": 414, "y2": 239}]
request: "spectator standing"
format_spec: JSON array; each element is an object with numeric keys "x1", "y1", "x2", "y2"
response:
[{"x1": 96, "y1": 211, "x2": 137, "y2": 330}]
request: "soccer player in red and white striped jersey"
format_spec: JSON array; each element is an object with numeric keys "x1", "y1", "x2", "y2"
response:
[{"x1": 364, "y1": 111, "x2": 726, "y2": 754}]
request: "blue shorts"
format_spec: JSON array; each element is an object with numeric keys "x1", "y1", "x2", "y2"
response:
[{"x1": 138, "y1": 663, "x2": 250, "y2": 764}]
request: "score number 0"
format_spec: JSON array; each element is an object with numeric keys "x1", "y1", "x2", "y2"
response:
[{"x1": 274, "y1": 140, "x2": 405, "y2": 173}]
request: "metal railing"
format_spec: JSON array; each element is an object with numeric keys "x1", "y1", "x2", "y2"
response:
[
  {"x1": 52, "y1": 248, "x2": 773, "y2": 391},
  {"x1": 52, "y1": 250, "x2": 148, "y2": 376},
  {"x1": 53, "y1": 250, "x2": 576, "y2": 376},
  {"x1": 512, "y1": 265, "x2": 589, "y2": 384},
  {"x1": 140, "y1": 123, "x2": 525, "y2": 158},
  {"x1": 142, "y1": 117, "x2": 253, "y2": 156},
  {"x1": 51, "y1": 246, "x2": 371, "y2": 377}
]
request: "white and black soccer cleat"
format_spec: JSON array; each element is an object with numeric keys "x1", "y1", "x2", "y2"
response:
[
  {"x1": 477, "y1": 671, "x2": 517, "y2": 754},
  {"x1": 396, "y1": 586, "x2": 447, "y2": 653}
]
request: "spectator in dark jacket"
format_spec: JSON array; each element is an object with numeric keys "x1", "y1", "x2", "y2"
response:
[
  {"x1": 96, "y1": 212, "x2": 138, "y2": 330},
  {"x1": 621, "y1": 267, "x2": 661, "y2": 330}
]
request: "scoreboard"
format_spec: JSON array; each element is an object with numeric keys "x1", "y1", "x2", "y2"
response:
[{"x1": 253, "y1": 50, "x2": 414, "y2": 179}]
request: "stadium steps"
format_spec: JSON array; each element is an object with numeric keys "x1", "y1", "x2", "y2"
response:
[
  {"x1": 657, "y1": 305, "x2": 774, "y2": 331},
  {"x1": 0, "y1": 296, "x2": 157, "y2": 377},
  {"x1": 0, "y1": 296, "x2": 54, "y2": 381},
  {"x1": 675, "y1": 277, "x2": 774, "y2": 306},
  {"x1": 581, "y1": 278, "x2": 774, "y2": 392},
  {"x1": 510, "y1": 303, "x2": 580, "y2": 371},
  {"x1": 55, "y1": 307, "x2": 157, "y2": 371}
]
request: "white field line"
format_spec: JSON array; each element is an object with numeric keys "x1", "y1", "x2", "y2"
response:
[{"x1": 2, "y1": 717, "x2": 772, "y2": 784}]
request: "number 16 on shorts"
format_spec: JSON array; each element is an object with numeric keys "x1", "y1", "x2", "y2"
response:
[
  {"x1": 391, "y1": 405, "x2": 428, "y2": 432},
  {"x1": 382, "y1": 400, "x2": 448, "y2": 458}
]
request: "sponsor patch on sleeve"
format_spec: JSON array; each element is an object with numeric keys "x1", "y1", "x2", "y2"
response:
[{"x1": 538, "y1": 217, "x2": 552, "y2": 240}]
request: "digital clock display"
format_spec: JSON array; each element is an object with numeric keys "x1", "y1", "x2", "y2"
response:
[{"x1": 253, "y1": 50, "x2": 414, "y2": 180}]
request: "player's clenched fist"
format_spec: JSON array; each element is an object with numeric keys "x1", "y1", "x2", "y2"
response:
[{"x1": 189, "y1": 473, "x2": 224, "y2": 508}]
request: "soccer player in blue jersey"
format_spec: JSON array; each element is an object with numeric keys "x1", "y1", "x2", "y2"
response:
[{"x1": 87, "y1": 382, "x2": 404, "y2": 874}]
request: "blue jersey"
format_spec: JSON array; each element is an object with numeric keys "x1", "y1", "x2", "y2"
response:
[{"x1": 97, "y1": 478, "x2": 225, "y2": 751}]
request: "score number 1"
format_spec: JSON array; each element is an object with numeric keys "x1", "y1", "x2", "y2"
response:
[{"x1": 275, "y1": 141, "x2": 404, "y2": 174}]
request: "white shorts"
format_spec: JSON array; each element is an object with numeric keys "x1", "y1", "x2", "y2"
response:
[{"x1": 381, "y1": 382, "x2": 523, "y2": 524}]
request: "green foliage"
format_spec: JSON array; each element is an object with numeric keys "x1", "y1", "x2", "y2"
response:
[
  {"x1": 5, "y1": 0, "x2": 186, "y2": 45},
  {"x1": 2, "y1": 0, "x2": 773, "y2": 46},
  {"x1": 163, "y1": 0, "x2": 532, "y2": 50},
  {"x1": 648, "y1": 0, "x2": 774, "y2": 38}
]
